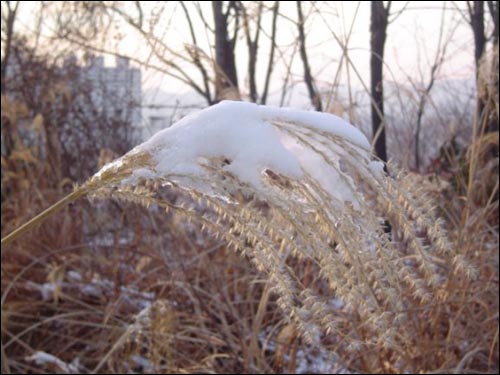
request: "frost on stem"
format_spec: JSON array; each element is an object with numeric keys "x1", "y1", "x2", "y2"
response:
[{"x1": 86, "y1": 100, "x2": 458, "y2": 356}]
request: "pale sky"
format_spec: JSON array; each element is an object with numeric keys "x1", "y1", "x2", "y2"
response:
[
  {"x1": 14, "y1": 1, "x2": 481, "y2": 101},
  {"x1": 132, "y1": 1, "x2": 477, "y2": 100}
]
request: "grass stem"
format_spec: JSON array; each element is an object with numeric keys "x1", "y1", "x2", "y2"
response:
[{"x1": 1, "y1": 187, "x2": 87, "y2": 248}]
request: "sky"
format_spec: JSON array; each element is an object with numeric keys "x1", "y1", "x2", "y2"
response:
[
  {"x1": 8, "y1": 0, "x2": 487, "y2": 166},
  {"x1": 132, "y1": 1, "x2": 477, "y2": 92},
  {"x1": 13, "y1": 1, "x2": 482, "y2": 104}
]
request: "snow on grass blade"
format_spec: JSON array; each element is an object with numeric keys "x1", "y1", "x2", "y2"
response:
[{"x1": 91, "y1": 100, "x2": 376, "y2": 208}]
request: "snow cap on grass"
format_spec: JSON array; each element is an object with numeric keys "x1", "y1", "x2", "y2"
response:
[{"x1": 94, "y1": 100, "x2": 376, "y2": 206}]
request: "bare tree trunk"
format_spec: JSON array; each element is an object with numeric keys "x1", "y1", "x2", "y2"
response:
[
  {"x1": 370, "y1": 1, "x2": 390, "y2": 163},
  {"x1": 297, "y1": 1, "x2": 322, "y2": 111},
  {"x1": 467, "y1": 1, "x2": 487, "y2": 123},
  {"x1": 261, "y1": 1, "x2": 279, "y2": 105},
  {"x1": 487, "y1": 0, "x2": 499, "y2": 133},
  {"x1": 469, "y1": 2, "x2": 487, "y2": 73},
  {"x1": 212, "y1": 1, "x2": 239, "y2": 101},
  {"x1": 488, "y1": 1, "x2": 499, "y2": 45},
  {"x1": 242, "y1": 2, "x2": 263, "y2": 103}
]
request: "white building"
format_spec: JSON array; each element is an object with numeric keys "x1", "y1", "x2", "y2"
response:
[{"x1": 76, "y1": 55, "x2": 142, "y2": 127}]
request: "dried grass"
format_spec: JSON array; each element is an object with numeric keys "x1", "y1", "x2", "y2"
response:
[{"x1": 1, "y1": 99, "x2": 498, "y2": 373}]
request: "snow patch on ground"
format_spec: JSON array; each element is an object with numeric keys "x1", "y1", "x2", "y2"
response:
[
  {"x1": 26, "y1": 270, "x2": 154, "y2": 309},
  {"x1": 258, "y1": 325, "x2": 351, "y2": 374},
  {"x1": 25, "y1": 351, "x2": 80, "y2": 373}
]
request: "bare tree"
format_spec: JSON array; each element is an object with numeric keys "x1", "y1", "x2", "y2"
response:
[
  {"x1": 370, "y1": 1, "x2": 391, "y2": 163},
  {"x1": 297, "y1": 1, "x2": 322, "y2": 111},
  {"x1": 43, "y1": 2, "x2": 285, "y2": 107},
  {"x1": 410, "y1": 5, "x2": 453, "y2": 170},
  {"x1": 486, "y1": 0, "x2": 499, "y2": 133},
  {"x1": 467, "y1": 1, "x2": 487, "y2": 74},
  {"x1": 212, "y1": 1, "x2": 240, "y2": 101},
  {"x1": 461, "y1": 0, "x2": 499, "y2": 134},
  {"x1": 104, "y1": 2, "x2": 217, "y2": 103},
  {"x1": 242, "y1": 2, "x2": 262, "y2": 103},
  {"x1": 180, "y1": 1, "x2": 214, "y2": 104},
  {"x1": 260, "y1": 1, "x2": 279, "y2": 105},
  {"x1": 241, "y1": 1, "x2": 280, "y2": 104},
  {"x1": 488, "y1": 1, "x2": 499, "y2": 45},
  {"x1": 466, "y1": 1, "x2": 487, "y2": 122}
]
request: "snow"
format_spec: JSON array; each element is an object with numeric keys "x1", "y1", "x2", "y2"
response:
[
  {"x1": 258, "y1": 326, "x2": 350, "y2": 374},
  {"x1": 26, "y1": 271, "x2": 154, "y2": 309},
  {"x1": 258, "y1": 103, "x2": 370, "y2": 150},
  {"x1": 95, "y1": 100, "x2": 379, "y2": 206},
  {"x1": 294, "y1": 345, "x2": 349, "y2": 374},
  {"x1": 131, "y1": 355, "x2": 153, "y2": 371},
  {"x1": 369, "y1": 160, "x2": 385, "y2": 176},
  {"x1": 25, "y1": 351, "x2": 80, "y2": 373}
]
